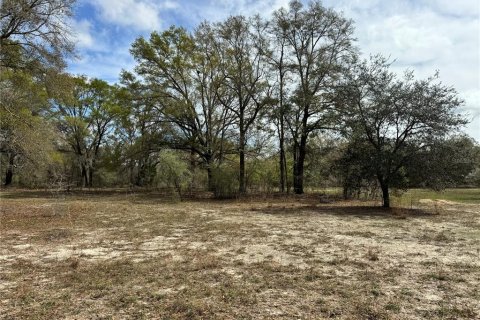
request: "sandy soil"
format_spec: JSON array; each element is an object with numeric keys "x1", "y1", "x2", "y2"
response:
[{"x1": 0, "y1": 191, "x2": 479, "y2": 319}]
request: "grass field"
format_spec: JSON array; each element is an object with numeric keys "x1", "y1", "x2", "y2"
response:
[
  {"x1": 394, "y1": 188, "x2": 480, "y2": 205},
  {"x1": 0, "y1": 189, "x2": 479, "y2": 319}
]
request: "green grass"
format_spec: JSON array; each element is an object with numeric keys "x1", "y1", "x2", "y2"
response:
[
  {"x1": 314, "y1": 187, "x2": 480, "y2": 205},
  {"x1": 393, "y1": 188, "x2": 480, "y2": 205}
]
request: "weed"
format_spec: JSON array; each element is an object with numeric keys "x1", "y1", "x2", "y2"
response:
[{"x1": 366, "y1": 247, "x2": 380, "y2": 261}]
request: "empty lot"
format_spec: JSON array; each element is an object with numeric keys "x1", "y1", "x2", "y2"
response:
[{"x1": 0, "y1": 190, "x2": 479, "y2": 319}]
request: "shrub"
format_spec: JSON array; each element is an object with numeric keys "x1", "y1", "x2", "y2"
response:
[
  {"x1": 155, "y1": 150, "x2": 191, "y2": 198},
  {"x1": 211, "y1": 165, "x2": 238, "y2": 199}
]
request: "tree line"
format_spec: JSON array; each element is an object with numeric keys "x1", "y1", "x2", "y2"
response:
[{"x1": 1, "y1": 0, "x2": 479, "y2": 207}]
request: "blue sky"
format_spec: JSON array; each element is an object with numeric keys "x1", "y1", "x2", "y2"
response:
[{"x1": 69, "y1": 0, "x2": 480, "y2": 141}]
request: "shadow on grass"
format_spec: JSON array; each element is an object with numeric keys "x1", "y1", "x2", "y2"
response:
[
  {"x1": 0, "y1": 188, "x2": 434, "y2": 220},
  {"x1": 0, "y1": 189, "x2": 131, "y2": 202},
  {"x1": 250, "y1": 204, "x2": 434, "y2": 219},
  {"x1": 0, "y1": 188, "x2": 341, "y2": 202},
  {"x1": 0, "y1": 188, "x2": 193, "y2": 201}
]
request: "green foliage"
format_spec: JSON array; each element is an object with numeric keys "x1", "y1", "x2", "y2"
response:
[
  {"x1": 247, "y1": 157, "x2": 279, "y2": 193},
  {"x1": 304, "y1": 135, "x2": 342, "y2": 190},
  {"x1": 0, "y1": 69, "x2": 57, "y2": 185},
  {"x1": 334, "y1": 139, "x2": 382, "y2": 199},
  {"x1": 466, "y1": 168, "x2": 480, "y2": 187},
  {"x1": 155, "y1": 150, "x2": 192, "y2": 197},
  {"x1": 52, "y1": 75, "x2": 124, "y2": 187},
  {"x1": 338, "y1": 56, "x2": 468, "y2": 206},
  {"x1": 408, "y1": 135, "x2": 480, "y2": 189},
  {"x1": 1, "y1": 0, "x2": 477, "y2": 199},
  {"x1": 128, "y1": 24, "x2": 236, "y2": 190},
  {"x1": 211, "y1": 165, "x2": 239, "y2": 199}
]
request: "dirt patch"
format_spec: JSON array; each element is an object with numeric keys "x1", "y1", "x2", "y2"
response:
[{"x1": 0, "y1": 191, "x2": 479, "y2": 319}]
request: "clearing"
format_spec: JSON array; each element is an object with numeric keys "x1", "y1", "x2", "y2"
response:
[{"x1": 0, "y1": 190, "x2": 479, "y2": 319}]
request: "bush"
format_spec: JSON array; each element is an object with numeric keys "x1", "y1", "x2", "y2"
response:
[
  {"x1": 155, "y1": 150, "x2": 191, "y2": 198},
  {"x1": 211, "y1": 165, "x2": 238, "y2": 199},
  {"x1": 247, "y1": 157, "x2": 279, "y2": 193}
]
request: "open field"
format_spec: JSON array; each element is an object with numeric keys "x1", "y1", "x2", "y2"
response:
[
  {"x1": 1, "y1": 190, "x2": 479, "y2": 319},
  {"x1": 394, "y1": 189, "x2": 480, "y2": 205},
  {"x1": 310, "y1": 188, "x2": 480, "y2": 206}
]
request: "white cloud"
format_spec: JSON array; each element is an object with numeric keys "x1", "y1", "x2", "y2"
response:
[
  {"x1": 162, "y1": 0, "x2": 179, "y2": 10},
  {"x1": 71, "y1": 19, "x2": 95, "y2": 48},
  {"x1": 87, "y1": 0, "x2": 178, "y2": 31},
  {"x1": 323, "y1": 0, "x2": 480, "y2": 141},
  {"x1": 69, "y1": 47, "x2": 135, "y2": 83},
  {"x1": 179, "y1": 0, "x2": 290, "y2": 24},
  {"x1": 424, "y1": 0, "x2": 480, "y2": 17}
]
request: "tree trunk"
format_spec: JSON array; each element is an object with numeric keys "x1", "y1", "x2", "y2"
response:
[
  {"x1": 4, "y1": 153, "x2": 14, "y2": 186},
  {"x1": 207, "y1": 166, "x2": 214, "y2": 192},
  {"x1": 380, "y1": 182, "x2": 390, "y2": 208},
  {"x1": 81, "y1": 163, "x2": 93, "y2": 188},
  {"x1": 206, "y1": 156, "x2": 214, "y2": 192},
  {"x1": 81, "y1": 165, "x2": 88, "y2": 188},
  {"x1": 88, "y1": 167, "x2": 93, "y2": 188},
  {"x1": 190, "y1": 148, "x2": 196, "y2": 193},
  {"x1": 283, "y1": 151, "x2": 289, "y2": 193},
  {"x1": 293, "y1": 142, "x2": 299, "y2": 193},
  {"x1": 343, "y1": 185, "x2": 349, "y2": 200},
  {"x1": 279, "y1": 141, "x2": 286, "y2": 193},
  {"x1": 278, "y1": 66, "x2": 286, "y2": 193},
  {"x1": 135, "y1": 161, "x2": 144, "y2": 186},
  {"x1": 293, "y1": 135, "x2": 307, "y2": 194},
  {"x1": 239, "y1": 127, "x2": 246, "y2": 194},
  {"x1": 278, "y1": 108, "x2": 286, "y2": 193},
  {"x1": 130, "y1": 160, "x2": 136, "y2": 186}
]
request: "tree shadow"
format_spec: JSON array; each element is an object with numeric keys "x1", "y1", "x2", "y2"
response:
[
  {"x1": 0, "y1": 189, "x2": 434, "y2": 220},
  {"x1": 250, "y1": 204, "x2": 434, "y2": 219}
]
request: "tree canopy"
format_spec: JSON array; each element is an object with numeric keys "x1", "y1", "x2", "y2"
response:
[
  {"x1": 0, "y1": 0, "x2": 476, "y2": 208},
  {"x1": 0, "y1": 0, "x2": 75, "y2": 70},
  {"x1": 338, "y1": 56, "x2": 468, "y2": 207}
]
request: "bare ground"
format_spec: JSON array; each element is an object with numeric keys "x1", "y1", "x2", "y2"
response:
[{"x1": 0, "y1": 191, "x2": 479, "y2": 319}]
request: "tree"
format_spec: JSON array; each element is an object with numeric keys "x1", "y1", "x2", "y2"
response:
[
  {"x1": 0, "y1": 69, "x2": 55, "y2": 185},
  {"x1": 114, "y1": 72, "x2": 167, "y2": 187},
  {"x1": 465, "y1": 141, "x2": 480, "y2": 186},
  {"x1": 52, "y1": 75, "x2": 121, "y2": 187},
  {"x1": 408, "y1": 135, "x2": 479, "y2": 189},
  {"x1": 129, "y1": 25, "x2": 236, "y2": 191},
  {"x1": 339, "y1": 56, "x2": 467, "y2": 207},
  {"x1": 0, "y1": 0, "x2": 75, "y2": 70},
  {"x1": 266, "y1": 11, "x2": 292, "y2": 193},
  {"x1": 0, "y1": 0, "x2": 76, "y2": 186},
  {"x1": 216, "y1": 15, "x2": 272, "y2": 193},
  {"x1": 273, "y1": 0, "x2": 356, "y2": 194}
]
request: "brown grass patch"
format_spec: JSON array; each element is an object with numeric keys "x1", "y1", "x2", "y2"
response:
[{"x1": 0, "y1": 190, "x2": 478, "y2": 319}]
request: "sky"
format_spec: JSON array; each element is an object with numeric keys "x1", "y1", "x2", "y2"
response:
[{"x1": 69, "y1": 0, "x2": 480, "y2": 141}]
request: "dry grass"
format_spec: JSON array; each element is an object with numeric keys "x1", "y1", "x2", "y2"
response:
[{"x1": 0, "y1": 190, "x2": 479, "y2": 319}]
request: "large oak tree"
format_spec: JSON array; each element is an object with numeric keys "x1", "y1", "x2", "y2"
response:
[{"x1": 339, "y1": 56, "x2": 467, "y2": 207}]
